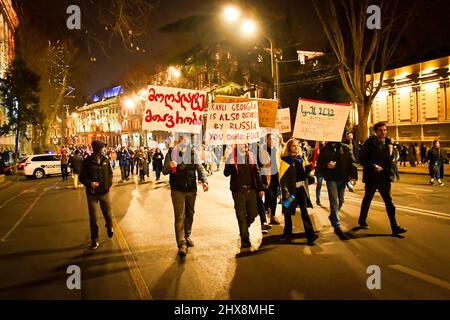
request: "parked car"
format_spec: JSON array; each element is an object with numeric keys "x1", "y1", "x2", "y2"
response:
[{"x1": 16, "y1": 154, "x2": 70, "y2": 179}]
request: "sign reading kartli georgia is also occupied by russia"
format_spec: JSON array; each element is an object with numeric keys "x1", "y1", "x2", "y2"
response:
[
  {"x1": 142, "y1": 85, "x2": 207, "y2": 134},
  {"x1": 293, "y1": 98, "x2": 351, "y2": 142},
  {"x1": 205, "y1": 101, "x2": 260, "y2": 145}
]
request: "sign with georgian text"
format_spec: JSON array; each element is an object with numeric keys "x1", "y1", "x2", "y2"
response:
[
  {"x1": 142, "y1": 85, "x2": 207, "y2": 133},
  {"x1": 293, "y1": 98, "x2": 350, "y2": 142}
]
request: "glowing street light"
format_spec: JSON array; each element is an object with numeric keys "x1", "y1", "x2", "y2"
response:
[
  {"x1": 124, "y1": 98, "x2": 136, "y2": 109},
  {"x1": 224, "y1": 6, "x2": 240, "y2": 22},
  {"x1": 241, "y1": 19, "x2": 257, "y2": 35},
  {"x1": 169, "y1": 66, "x2": 181, "y2": 78}
]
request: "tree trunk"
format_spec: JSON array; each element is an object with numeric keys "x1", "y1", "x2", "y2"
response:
[
  {"x1": 14, "y1": 126, "x2": 20, "y2": 163},
  {"x1": 356, "y1": 102, "x2": 371, "y2": 141}
]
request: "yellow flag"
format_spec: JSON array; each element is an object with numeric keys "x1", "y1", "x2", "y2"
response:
[{"x1": 279, "y1": 159, "x2": 291, "y2": 182}]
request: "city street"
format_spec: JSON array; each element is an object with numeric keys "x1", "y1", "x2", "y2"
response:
[{"x1": 0, "y1": 168, "x2": 449, "y2": 300}]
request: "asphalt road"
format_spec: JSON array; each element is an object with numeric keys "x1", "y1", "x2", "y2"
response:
[{"x1": 0, "y1": 168, "x2": 449, "y2": 300}]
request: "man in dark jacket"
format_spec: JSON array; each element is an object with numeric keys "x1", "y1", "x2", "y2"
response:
[
  {"x1": 317, "y1": 141, "x2": 357, "y2": 239},
  {"x1": 358, "y1": 122, "x2": 407, "y2": 235},
  {"x1": 162, "y1": 135, "x2": 209, "y2": 257},
  {"x1": 69, "y1": 150, "x2": 83, "y2": 189},
  {"x1": 79, "y1": 140, "x2": 114, "y2": 250},
  {"x1": 224, "y1": 143, "x2": 265, "y2": 249},
  {"x1": 427, "y1": 140, "x2": 449, "y2": 186}
]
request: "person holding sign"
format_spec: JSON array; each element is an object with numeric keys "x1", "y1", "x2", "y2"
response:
[
  {"x1": 224, "y1": 144, "x2": 265, "y2": 249},
  {"x1": 162, "y1": 135, "x2": 209, "y2": 257},
  {"x1": 317, "y1": 141, "x2": 358, "y2": 240},
  {"x1": 279, "y1": 139, "x2": 318, "y2": 246}
]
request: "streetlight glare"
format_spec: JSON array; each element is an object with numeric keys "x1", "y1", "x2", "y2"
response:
[
  {"x1": 241, "y1": 19, "x2": 257, "y2": 35},
  {"x1": 124, "y1": 98, "x2": 135, "y2": 109},
  {"x1": 224, "y1": 6, "x2": 240, "y2": 22},
  {"x1": 169, "y1": 66, "x2": 181, "y2": 78}
]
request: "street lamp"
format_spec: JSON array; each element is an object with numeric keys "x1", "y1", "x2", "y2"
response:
[
  {"x1": 222, "y1": 6, "x2": 278, "y2": 99},
  {"x1": 124, "y1": 98, "x2": 135, "y2": 109},
  {"x1": 224, "y1": 6, "x2": 240, "y2": 22}
]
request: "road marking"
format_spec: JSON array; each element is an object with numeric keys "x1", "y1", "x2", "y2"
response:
[
  {"x1": 405, "y1": 188, "x2": 433, "y2": 192},
  {"x1": 389, "y1": 265, "x2": 450, "y2": 291},
  {"x1": 112, "y1": 217, "x2": 153, "y2": 300},
  {"x1": 1, "y1": 187, "x2": 48, "y2": 242},
  {"x1": 0, "y1": 181, "x2": 45, "y2": 210},
  {"x1": 344, "y1": 197, "x2": 450, "y2": 220}
]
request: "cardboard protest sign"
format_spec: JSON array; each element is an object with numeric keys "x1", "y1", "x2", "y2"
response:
[
  {"x1": 142, "y1": 85, "x2": 207, "y2": 134},
  {"x1": 293, "y1": 98, "x2": 350, "y2": 142},
  {"x1": 275, "y1": 108, "x2": 291, "y2": 133},
  {"x1": 214, "y1": 95, "x2": 278, "y2": 128},
  {"x1": 205, "y1": 101, "x2": 260, "y2": 145}
]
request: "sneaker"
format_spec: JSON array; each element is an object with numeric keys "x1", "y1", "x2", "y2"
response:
[
  {"x1": 270, "y1": 217, "x2": 281, "y2": 225},
  {"x1": 392, "y1": 226, "x2": 407, "y2": 235},
  {"x1": 430, "y1": 179, "x2": 435, "y2": 185},
  {"x1": 262, "y1": 223, "x2": 272, "y2": 231},
  {"x1": 438, "y1": 180, "x2": 444, "y2": 186},
  {"x1": 178, "y1": 244, "x2": 187, "y2": 257},
  {"x1": 334, "y1": 227, "x2": 349, "y2": 240},
  {"x1": 90, "y1": 241, "x2": 99, "y2": 250},
  {"x1": 358, "y1": 222, "x2": 370, "y2": 229},
  {"x1": 107, "y1": 227, "x2": 114, "y2": 238},
  {"x1": 186, "y1": 238, "x2": 194, "y2": 247},
  {"x1": 241, "y1": 238, "x2": 251, "y2": 248},
  {"x1": 307, "y1": 234, "x2": 319, "y2": 246}
]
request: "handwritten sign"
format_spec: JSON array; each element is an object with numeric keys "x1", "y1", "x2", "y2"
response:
[
  {"x1": 214, "y1": 95, "x2": 278, "y2": 128},
  {"x1": 205, "y1": 101, "x2": 260, "y2": 145},
  {"x1": 292, "y1": 98, "x2": 350, "y2": 142},
  {"x1": 142, "y1": 85, "x2": 207, "y2": 134},
  {"x1": 275, "y1": 108, "x2": 291, "y2": 133}
]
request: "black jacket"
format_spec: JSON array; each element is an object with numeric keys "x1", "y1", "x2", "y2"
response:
[
  {"x1": 224, "y1": 151, "x2": 264, "y2": 193},
  {"x1": 79, "y1": 155, "x2": 113, "y2": 195},
  {"x1": 162, "y1": 146, "x2": 207, "y2": 192},
  {"x1": 317, "y1": 142, "x2": 358, "y2": 182},
  {"x1": 69, "y1": 154, "x2": 83, "y2": 175},
  {"x1": 427, "y1": 147, "x2": 449, "y2": 179},
  {"x1": 280, "y1": 155, "x2": 313, "y2": 215},
  {"x1": 360, "y1": 136, "x2": 394, "y2": 184}
]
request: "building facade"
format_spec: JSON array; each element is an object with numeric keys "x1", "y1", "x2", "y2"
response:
[
  {"x1": 0, "y1": 0, "x2": 19, "y2": 151},
  {"x1": 370, "y1": 56, "x2": 450, "y2": 144}
]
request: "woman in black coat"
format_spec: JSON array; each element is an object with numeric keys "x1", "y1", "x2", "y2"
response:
[
  {"x1": 280, "y1": 138, "x2": 318, "y2": 246},
  {"x1": 152, "y1": 148, "x2": 164, "y2": 181},
  {"x1": 427, "y1": 140, "x2": 449, "y2": 186}
]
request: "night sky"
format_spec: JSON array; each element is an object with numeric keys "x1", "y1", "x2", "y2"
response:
[{"x1": 13, "y1": 0, "x2": 450, "y2": 98}]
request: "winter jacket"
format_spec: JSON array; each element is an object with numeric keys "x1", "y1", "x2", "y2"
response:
[
  {"x1": 224, "y1": 150, "x2": 264, "y2": 193},
  {"x1": 280, "y1": 155, "x2": 313, "y2": 215},
  {"x1": 68, "y1": 154, "x2": 83, "y2": 175},
  {"x1": 317, "y1": 142, "x2": 358, "y2": 182},
  {"x1": 360, "y1": 136, "x2": 394, "y2": 184},
  {"x1": 79, "y1": 155, "x2": 113, "y2": 195},
  {"x1": 427, "y1": 147, "x2": 449, "y2": 179},
  {"x1": 162, "y1": 146, "x2": 207, "y2": 192}
]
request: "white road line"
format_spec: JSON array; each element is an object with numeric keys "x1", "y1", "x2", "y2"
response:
[
  {"x1": 1, "y1": 188, "x2": 48, "y2": 242},
  {"x1": 405, "y1": 188, "x2": 433, "y2": 192},
  {"x1": 344, "y1": 197, "x2": 450, "y2": 219},
  {"x1": 0, "y1": 181, "x2": 45, "y2": 210},
  {"x1": 389, "y1": 265, "x2": 450, "y2": 291}
]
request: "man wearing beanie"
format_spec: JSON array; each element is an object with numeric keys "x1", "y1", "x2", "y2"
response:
[{"x1": 79, "y1": 140, "x2": 114, "y2": 250}]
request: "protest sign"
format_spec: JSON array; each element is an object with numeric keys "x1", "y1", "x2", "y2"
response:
[
  {"x1": 275, "y1": 108, "x2": 291, "y2": 133},
  {"x1": 205, "y1": 101, "x2": 260, "y2": 145},
  {"x1": 293, "y1": 98, "x2": 350, "y2": 142},
  {"x1": 142, "y1": 85, "x2": 207, "y2": 134},
  {"x1": 214, "y1": 95, "x2": 278, "y2": 128}
]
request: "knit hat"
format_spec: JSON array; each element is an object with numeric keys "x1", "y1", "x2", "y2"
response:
[{"x1": 92, "y1": 140, "x2": 106, "y2": 153}]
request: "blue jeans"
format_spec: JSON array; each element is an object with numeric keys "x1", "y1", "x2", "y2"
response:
[
  {"x1": 316, "y1": 176, "x2": 324, "y2": 204},
  {"x1": 326, "y1": 180, "x2": 346, "y2": 228}
]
